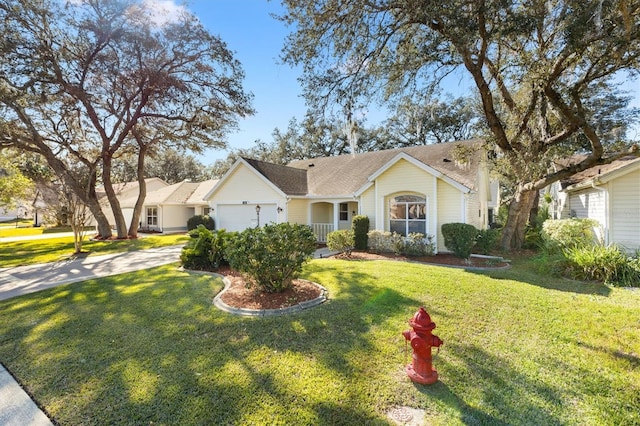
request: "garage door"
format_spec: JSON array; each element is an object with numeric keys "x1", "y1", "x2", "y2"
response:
[{"x1": 217, "y1": 204, "x2": 278, "y2": 232}]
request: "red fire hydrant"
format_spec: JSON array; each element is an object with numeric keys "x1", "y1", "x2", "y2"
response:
[{"x1": 402, "y1": 307, "x2": 443, "y2": 385}]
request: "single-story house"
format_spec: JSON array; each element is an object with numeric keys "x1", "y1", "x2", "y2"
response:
[
  {"x1": 98, "y1": 177, "x2": 170, "y2": 229},
  {"x1": 119, "y1": 179, "x2": 218, "y2": 233},
  {"x1": 204, "y1": 139, "x2": 499, "y2": 253},
  {"x1": 553, "y1": 155, "x2": 640, "y2": 252}
]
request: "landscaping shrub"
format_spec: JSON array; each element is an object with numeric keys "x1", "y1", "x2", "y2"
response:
[
  {"x1": 187, "y1": 214, "x2": 215, "y2": 231},
  {"x1": 441, "y1": 222, "x2": 479, "y2": 259},
  {"x1": 403, "y1": 233, "x2": 436, "y2": 257},
  {"x1": 541, "y1": 218, "x2": 600, "y2": 253},
  {"x1": 180, "y1": 226, "x2": 234, "y2": 270},
  {"x1": 351, "y1": 215, "x2": 369, "y2": 250},
  {"x1": 474, "y1": 228, "x2": 500, "y2": 255},
  {"x1": 367, "y1": 230, "x2": 403, "y2": 254},
  {"x1": 367, "y1": 230, "x2": 435, "y2": 256},
  {"x1": 326, "y1": 229, "x2": 355, "y2": 255},
  {"x1": 564, "y1": 245, "x2": 640, "y2": 286},
  {"x1": 224, "y1": 222, "x2": 317, "y2": 293}
]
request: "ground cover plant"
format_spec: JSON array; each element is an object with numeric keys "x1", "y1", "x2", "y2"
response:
[
  {"x1": 0, "y1": 234, "x2": 188, "y2": 267},
  {"x1": 0, "y1": 258, "x2": 638, "y2": 425}
]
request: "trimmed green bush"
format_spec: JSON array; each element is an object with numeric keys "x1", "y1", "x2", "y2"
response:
[
  {"x1": 327, "y1": 229, "x2": 355, "y2": 255},
  {"x1": 474, "y1": 228, "x2": 500, "y2": 255},
  {"x1": 180, "y1": 226, "x2": 234, "y2": 270},
  {"x1": 224, "y1": 223, "x2": 316, "y2": 293},
  {"x1": 441, "y1": 222, "x2": 479, "y2": 259},
  {"x1": 542, "y1": 218, "x2": 600, "y2": 253},
  {"x1": 187, "y1": 214, "x2": 215, "y2": 231},
  {"x1": 351, "y1": 215, "x2": 369, "y2": 250}
]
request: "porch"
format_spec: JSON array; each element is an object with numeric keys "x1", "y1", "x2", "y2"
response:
[{"x1": 309, "y1": 200, "x2": 358, "y2": 243}]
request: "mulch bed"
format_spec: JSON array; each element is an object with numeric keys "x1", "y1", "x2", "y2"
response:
[{"x1": 213, "y1": 252, "x2": 508, "y2": 311}]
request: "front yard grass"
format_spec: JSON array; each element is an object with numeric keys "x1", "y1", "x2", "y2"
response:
[
  {"x1": 0, "y1": 259, "x2": 638, "y2": 425},
  {"x1": 0, "y1": 234, "x2": 189, "y2": 267}
]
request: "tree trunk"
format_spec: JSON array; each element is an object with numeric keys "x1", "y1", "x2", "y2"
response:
[
  {"x1": 102, "y1": 154, "x2": 129, "y2": 239},
  {"x1": 500, "y1": 188, "x2": 539, "y2": 250},
  {"x1": 128, "y1": 146, "x2": 147, "y2": 238}
]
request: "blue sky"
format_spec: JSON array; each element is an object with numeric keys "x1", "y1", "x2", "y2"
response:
[
  {"x1": 168, "y1": 1, "x2": 638, "y2": 166},
  {"x1": 185, "y1": 0, "x2": 307, "y2": 165}
]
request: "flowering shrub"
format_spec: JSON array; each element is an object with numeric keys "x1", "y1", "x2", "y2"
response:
[{"x1": 367, "y1": 230, "x2": 435, "y2": 256}]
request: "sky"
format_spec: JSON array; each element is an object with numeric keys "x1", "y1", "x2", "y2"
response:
[
  {"x1": 147, "y1": 0, "x2": 638, "y2": 166},
  {"x1": 183, "y1": 0, "x2": 309, "y2": 165}
]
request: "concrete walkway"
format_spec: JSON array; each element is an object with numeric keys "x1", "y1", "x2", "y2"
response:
[{"x1": 0, "y1": 243, "x2": 337, "y2": 425}]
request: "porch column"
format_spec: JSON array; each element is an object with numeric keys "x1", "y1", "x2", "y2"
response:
[{"x1": 333, "y1": 202, "x2": 339, "y2": 232}]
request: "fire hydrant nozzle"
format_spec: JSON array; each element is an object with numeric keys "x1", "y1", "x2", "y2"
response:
[{"x1": 403, "y1": 307, "x2": 442, "y2": 385}]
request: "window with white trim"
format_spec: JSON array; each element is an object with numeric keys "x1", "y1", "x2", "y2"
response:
[
  {"x1": 146, "y1": 207, "x2": 158, "y2": 226},
  {"x1": 339, "y1": 203, "x2": 349, "y2": 221},
  {"x1": 389, "y1": 195, "x2": 426, "y2": 236}
]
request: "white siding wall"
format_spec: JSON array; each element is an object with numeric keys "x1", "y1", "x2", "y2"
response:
[
  {"x1": 610, "y1": 169, "x2": 640, "y2": 252},
  {"x1": 160, "y1": 205, "x2": 194, "y2": 233},
  {"x1": 567, "y1": 188, "x2": 605, "y2": 220},
  {"x1": 465, "y1": 194, "x2": 484, "y2": 230}
]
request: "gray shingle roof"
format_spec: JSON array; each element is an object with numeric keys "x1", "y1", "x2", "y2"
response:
[
  {"x1": 285, "y1": 139, "x2": 484, "y2": 196},
  {"x1": 242, "y1": 158, "x2": 308, "y2": 196},
  {"x1": 562, "y1": 155, "x2": 640, "y2": 188}
]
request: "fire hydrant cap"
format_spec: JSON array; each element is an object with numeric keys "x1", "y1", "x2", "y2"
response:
[{"x1": 409, "y1": 307, "x2": 436, "y2": 331}]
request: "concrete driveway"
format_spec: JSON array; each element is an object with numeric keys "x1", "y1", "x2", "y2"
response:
[{"x1": 0, "y1": 245, "x2": 183, "y2": 301}]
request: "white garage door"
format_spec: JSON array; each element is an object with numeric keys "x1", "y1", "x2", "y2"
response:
[{"x1": 217, "y1": 204, "x2": 278, "y2": 232}]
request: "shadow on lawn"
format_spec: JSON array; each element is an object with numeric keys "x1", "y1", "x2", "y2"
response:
[
  {"x1": 420, "y1": 342, "x2": 565, "y2": 426},
  {"x1": 0, "y1": 263, "x2": 423, "y2": 424},
  {"x1": 479, "y1": 260, "x2": 611, "y2": 296}
]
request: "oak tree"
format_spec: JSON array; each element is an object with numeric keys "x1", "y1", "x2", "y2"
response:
[
  {"x1": 0, "y1": 0, "x2": 253, "y2": 238},
  {"x1": 280, "y1": 0, "x2": 640, "y2": 249}
]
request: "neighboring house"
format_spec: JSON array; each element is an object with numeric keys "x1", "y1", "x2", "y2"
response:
[
  {"x1": 98, "y1": 178, "x2": 170, "y2": 230},
  {"x1": 120, "y1": 179, "x2": 218, "y2": 233},
  {"x1": 552, "y1": 155, "x2": 640, "y2": 253},
  {"x1": 204, "y1": 139, "x2": 498, "y2": 253}
]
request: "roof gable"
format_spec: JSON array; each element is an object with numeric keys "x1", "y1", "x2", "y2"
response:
[
  {"x1": 204, "y1": 158, "x2": 299, "y2": 201},
  {"x1": 287, "y1": 139, "x2": 484, "y2": 196},
  {"x1": 562, "y1": 155, "x2": 640, "y2": 191}
]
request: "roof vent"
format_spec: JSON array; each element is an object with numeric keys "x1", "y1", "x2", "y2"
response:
[
  {"x1": 443, "y1": 158, "x2": 452, "y2": 163},
  {"x1": 308, "y1": 163, "x2": 315, "y2": 167}
]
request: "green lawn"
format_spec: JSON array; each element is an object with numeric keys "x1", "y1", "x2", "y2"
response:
[
  {"x1": 0, "y1": 259, "x2": 638, "y2": 425},
  {"x1": 0, "y1": 234, "x2": 189, "y2": 267}
]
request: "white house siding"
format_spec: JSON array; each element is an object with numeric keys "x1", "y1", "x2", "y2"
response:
[
  {"x1": 465, "y1": 194, "x2": 484, "y2": 230},
  {"x1": 610, "y1": 169, "x2": 640, "y2": 252},
  {"x1": 157, "y1": 205, "x2": 194, "y2": 233},
  {"x1": 437, "y1": 180, "x2": 465, "y2": 252},
  {"x1": 566, "y1": 188, "x2": 603, "y2": 220}
]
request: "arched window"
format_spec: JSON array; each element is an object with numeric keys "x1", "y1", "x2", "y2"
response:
[{"x1": 389, "y1": 195, "x2": 426, "y2": 236}]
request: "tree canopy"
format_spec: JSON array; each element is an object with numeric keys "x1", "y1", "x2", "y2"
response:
[
  {"x1": 0, "y1": 0, "x2": 253, "y2": 238},
  {"x1": 280, "y1": 0, "x2": 640, "y2": 249}
]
